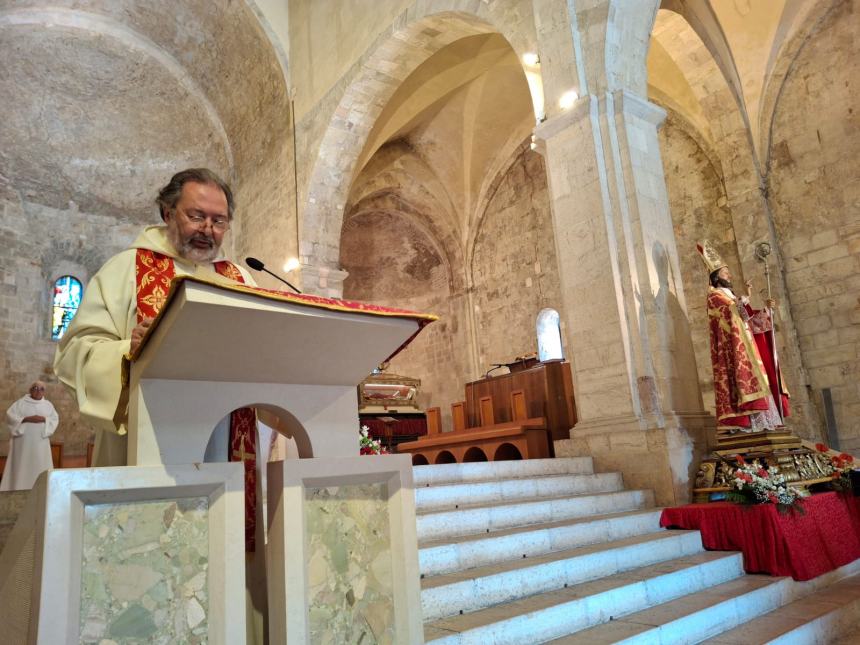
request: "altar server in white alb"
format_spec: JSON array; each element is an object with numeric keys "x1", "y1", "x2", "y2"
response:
[{"x1": 1, "y1": 381, "x2": 59, "y2": 491}]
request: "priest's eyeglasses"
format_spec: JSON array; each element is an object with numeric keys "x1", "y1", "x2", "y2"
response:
[{"x1": 180, "y1": 209, "x2": 230, "y2": 232}]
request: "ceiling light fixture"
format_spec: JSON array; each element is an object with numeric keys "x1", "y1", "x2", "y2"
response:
[{"x1": 522, "y1": 52, "x2": 540, "y2": 66}]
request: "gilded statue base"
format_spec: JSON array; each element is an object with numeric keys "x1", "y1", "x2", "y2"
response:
[{"x1": 693, "y1": 436, "x2": 842, "y2": 504}]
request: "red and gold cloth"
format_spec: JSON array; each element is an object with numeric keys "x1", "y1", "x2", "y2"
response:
[
  {"x1": 746, "y1": 305, "x2": 791, "y2": 418},
  {"x1": 708, "y1": 288, "x2": 775, "y2": 429},
  {"x1": 130, "y1": 275, "x2": 438, "y2": 363},
  {"x1": 135, "y1": 249, "x2": 259, "y2": 551},
  {"x1": 228, "y1": 406, "x2": 259, "y2": 551},
  {"x1": 660, "y1": 493, "x2": 860, "y2": 581}
]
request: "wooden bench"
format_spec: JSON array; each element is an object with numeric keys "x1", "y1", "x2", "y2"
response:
[{"x1": 397, "y1": 391, "x2": 551, "y2": 465}]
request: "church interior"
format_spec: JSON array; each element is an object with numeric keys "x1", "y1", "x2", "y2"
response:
[{"x1": 1, "y1": 0, "x2": 859, "y2": 643}]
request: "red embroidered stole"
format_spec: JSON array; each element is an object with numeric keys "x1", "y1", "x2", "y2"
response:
[{"x1": 135, "y1": 249, "x2": 258, "y2": 551}]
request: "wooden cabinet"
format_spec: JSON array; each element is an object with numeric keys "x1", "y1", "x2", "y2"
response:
[{"x1": 464, "y1": 359, "x2": 576, "y2": 443}]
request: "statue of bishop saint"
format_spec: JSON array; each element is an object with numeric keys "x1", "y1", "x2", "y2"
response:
[{"x1": 697, "y1": 240, "x2": 790, "y2": 435}]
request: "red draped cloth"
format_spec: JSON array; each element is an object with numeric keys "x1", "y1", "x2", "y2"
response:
[
  {"x1": 361, "y1": 417, "x2": 428, "y2": 437},
  {"x1": 660, "y1": 493, "x2": 860, "y2": 580},
  {"x1": 136, "y1": 250, "x2": 258, "y2": 551}
]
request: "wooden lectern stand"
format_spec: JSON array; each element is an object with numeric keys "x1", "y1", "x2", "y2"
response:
[{"x1": 127, "y1": 279, "x2": 424, "y2": 466}]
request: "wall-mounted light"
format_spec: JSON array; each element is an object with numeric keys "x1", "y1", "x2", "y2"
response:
[
  {"x1": 559, "y1": 90, "x2": 579, "y2": 110},
  {"x1": 283, "y1": 257, "x2": 300, "y2": 273},
  {"x1": 522, "y1": 52, "x2": 540, "y2": 67},
  {"x1": 530, "y1": 133, "x2": 538, "y2": 151}
]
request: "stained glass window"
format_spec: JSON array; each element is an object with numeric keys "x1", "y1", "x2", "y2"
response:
[{"x1": 51, "y1": 276, "x2": 83, "y2": 340}]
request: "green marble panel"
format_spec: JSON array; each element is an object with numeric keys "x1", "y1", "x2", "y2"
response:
[
  {"x1": 79, "y1": 497, "x2": 209, "y2": 645},
  {"x1": 305, "y1": 482, "x2": 394, "y2": 644}
]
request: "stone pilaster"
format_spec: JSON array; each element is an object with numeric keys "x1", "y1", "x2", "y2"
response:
[
  {"x1": 536, "y1": 90, "x2": 712, "y2": 505},
  {"x1": 294, "y1": 264, "x2": 349, "y2": 298}
]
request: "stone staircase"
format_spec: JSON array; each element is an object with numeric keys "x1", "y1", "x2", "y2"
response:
[
  {"x1": 415, "y1": 457, "x2": 860, "y2": 644},
  {"x1": 1, "y1": 458, "x2": 858, "y2": 643}
]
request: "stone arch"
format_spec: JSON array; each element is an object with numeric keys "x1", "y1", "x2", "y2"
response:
[
  {"x1": 758, "y1": 0, "x2": 845, "y2": 178},
  {"x1": 657, "y1": 1, "x2": 747, "y2": 116},
  {"x1": 467, "y1": 137, "x2": 562, "y2": 371},
  {"x1": 0, "y1": 7, "x2": 233, "y2": 174},
  {"x1": 654, "y1": 102, "x2": 726, "y2": 194},
  {"x1": 301, "y1": 4, "x2": 539, "y2": 270},
  {"x1": 200, "y1": 403, "x2": 313, "y2": 464},
  {"x1": 412, "y1": 453, "x2": 430, "y2": 466}
]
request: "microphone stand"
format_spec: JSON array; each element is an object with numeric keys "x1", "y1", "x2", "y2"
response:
[{"x1": 246, "y1": 258, "x2": 302, "y2": 294}]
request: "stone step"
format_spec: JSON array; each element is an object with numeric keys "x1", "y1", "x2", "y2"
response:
[
  {"x1": 701, "y1": 571, "x2": 860, "y2": 645},
  {"x1": 419, "y1": 508, "x2": 663, "y2": 577},
  {"x1": 420, "y1": 529, "x2": 704, "y2": 622},
  {"x1": 423, "y1": 550, "x2": 745, "y2": 644},
  {"x1": 546, "y1": 575, "x2": 791, "y2": 644},
  {"x1": 417, "y1": 488, "x2": 655, "y2": 542},
  {"x1": 413, "y1": 458, "x2": 594, "y2": 487},
  {"x1": 415, "y1": 472, "x2": 625, "y2": 513}
]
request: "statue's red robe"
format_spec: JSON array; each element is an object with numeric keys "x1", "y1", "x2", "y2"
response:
[{"x1": 708, "y1": 287, "x2": 790, "y2": 429}]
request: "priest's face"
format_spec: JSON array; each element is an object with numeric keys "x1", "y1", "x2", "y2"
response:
[
  {"x1": 29, "y1": 382, "x2": 45, "y2": 400},
  {"x1": 165, "y1": 181, "x2": 230, "y2": 263}
]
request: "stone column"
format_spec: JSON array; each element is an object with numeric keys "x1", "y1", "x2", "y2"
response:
[
  {"x1": 536, "y1": 90, "x2": 712, "y2": 505},
  {"x1": 293, "y1": 264, "x2": 349, "y2": 298}
]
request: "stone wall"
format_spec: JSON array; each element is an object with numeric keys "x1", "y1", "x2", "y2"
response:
[
  {"x1": 340, "y1": 211, "x2": 471, "y2": 426},
  {"x1": 767, "y1": 0, "x2": 860, "y2": 451},
  {"x1": 0, "y1": 197, "x2": 138, "y2": 456},
  {"x1": 340, "y1": 140, "x2": 560, "y2": 431},
  {"x1": 659, "y1": 114, "x2": 741, "y2": 415},
  {"x1": 471, "y1": 144, "x2": 564, "y2": 371}
]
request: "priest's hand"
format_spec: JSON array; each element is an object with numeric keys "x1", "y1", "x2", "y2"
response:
[
  {"x1": 22, "y1": 415, "x2": 46, "y2": 423},
  {"x1": 766, "y1": 298, "x2": 776, "y2": 309},
  {"x1": 130, "y1": 317, "x2": 154, "y2": 354}
]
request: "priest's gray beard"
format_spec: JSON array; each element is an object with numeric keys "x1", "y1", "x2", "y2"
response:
[{"x1": 167, "y1": 227, "x2": 220, "y2": 263}]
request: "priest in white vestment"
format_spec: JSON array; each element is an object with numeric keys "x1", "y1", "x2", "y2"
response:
[
  {"x1": 1, "y1": 381, "x2": 59, "y2": 491},
  {"x1": 53, "y1": 169, "x2": 255, "y2": 466}
]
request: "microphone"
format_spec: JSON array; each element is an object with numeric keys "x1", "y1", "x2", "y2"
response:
[{"x1": 245, "y1": 257, "x2": 302, "y2": 294}]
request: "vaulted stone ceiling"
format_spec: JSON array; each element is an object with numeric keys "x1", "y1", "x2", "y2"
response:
[
  {"x1": 0, "y1": 1, "x2": 287, "y2": 221},
  {"x1": 347, "y1": 33, "x2": 535, "y2": 245},
  {"x1": 651, "y1": 0, "x2": 834, "y2": 163}
]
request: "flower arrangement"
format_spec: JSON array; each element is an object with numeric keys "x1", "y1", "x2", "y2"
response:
[
  {"x1": 815, "y1": 443, "x2": 855, "y2": 491},
  {"x1": 359, "y1": 425, "x2": 387, "y2": 455},
  {"x1": 725, "y1": 455, "x2": 801, "y2": 511}
]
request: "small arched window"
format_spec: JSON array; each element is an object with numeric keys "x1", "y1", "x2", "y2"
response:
[
  {"x1": 51, "y1": 276, "x2": 83, "y2": 340},
  {"x1": 536, "y1": 308, "x2": 563, "y2": 362}
]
